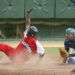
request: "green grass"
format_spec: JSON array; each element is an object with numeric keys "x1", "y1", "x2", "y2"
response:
[{"x1": 45, "y1": 47, "x2": 59, "y2": 55}]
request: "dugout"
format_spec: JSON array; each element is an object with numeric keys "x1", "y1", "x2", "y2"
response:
[{"x1": 0, "y1": 18, "x2": 75, "y2": 41}]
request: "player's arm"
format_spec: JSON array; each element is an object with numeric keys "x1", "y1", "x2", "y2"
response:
[
  {"x1": 36, "y1": 40, "x2": 45, "y2": 57},
  {"x1": 59, "y1": 40, "x2": 69, "y2": 58},
  {"x1": 64, "y1": 40, "x2": 69, "y2": 52},
  {"x1": 24, "y1": 9, "x2": 33, "y2": 37}
]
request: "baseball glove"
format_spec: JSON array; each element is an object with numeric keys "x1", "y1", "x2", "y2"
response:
[{"x1": 59, "y1": 47, "x2": 69, "y2": 63}]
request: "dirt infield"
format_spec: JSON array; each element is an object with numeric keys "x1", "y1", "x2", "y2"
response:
[{"x1": 0, "y1": 41, "x2": 74, "y2": 75}]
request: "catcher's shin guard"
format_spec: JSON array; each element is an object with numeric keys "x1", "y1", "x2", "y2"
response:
[{"x1": 59, "y1": 48, "x2": 69, "y2": 63}]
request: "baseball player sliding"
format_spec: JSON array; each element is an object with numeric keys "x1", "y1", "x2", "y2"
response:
[{"x1": 0, "y1": 9, "x2": 45, "y2": 62}]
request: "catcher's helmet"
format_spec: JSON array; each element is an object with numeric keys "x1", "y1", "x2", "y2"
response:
[
  {"x1": 66, "y1": 28, "x2": 74, "y2": 35},
  {"x1": 27, "y1": 26, "x2": 38, "y2": 36}
]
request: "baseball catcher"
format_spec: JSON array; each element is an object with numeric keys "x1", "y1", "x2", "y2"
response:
[{"x1": 59, "y1": 28, "x2": 75, "y2": 63}]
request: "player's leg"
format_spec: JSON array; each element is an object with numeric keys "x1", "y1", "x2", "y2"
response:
[{"x1": 0, "y1": 44, "x2": 16, "y2": 60}]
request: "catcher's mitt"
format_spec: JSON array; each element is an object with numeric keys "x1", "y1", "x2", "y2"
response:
[
  {"x1": 59, "y1": 48, "x2": 69, "y2": 58},
  {"x1": 59, "y1": 48, "x2": 69, "y2": 63}
]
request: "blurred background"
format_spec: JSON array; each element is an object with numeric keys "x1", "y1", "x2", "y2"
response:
[{"x1": 0, "y1": 0, "x2": 75, "y2": 41}]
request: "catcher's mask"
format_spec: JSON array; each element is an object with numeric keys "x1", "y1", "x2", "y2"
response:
[{"x1": 27, "y1": 26, "x2": 38, "y2": 36}]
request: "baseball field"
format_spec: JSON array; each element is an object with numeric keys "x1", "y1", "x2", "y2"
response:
[{"x1": 0, "y1": 40, "x2": 74, "y2": 75}]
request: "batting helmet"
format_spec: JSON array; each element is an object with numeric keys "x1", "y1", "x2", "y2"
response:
[{"x1": 27, "y1": 26, "x2": 38, "y2": 36}]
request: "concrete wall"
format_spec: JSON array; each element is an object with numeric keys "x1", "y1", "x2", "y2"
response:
[{"x1": 0, "y1": 0, "x2": 75, "y2": 18}]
